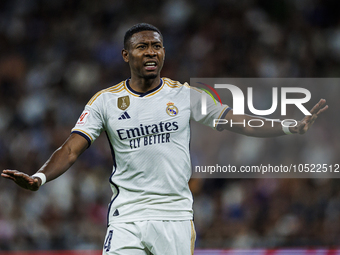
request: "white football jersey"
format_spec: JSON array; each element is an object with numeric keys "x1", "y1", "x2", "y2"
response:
[{"x1": 72, "y1": 78, "x2": 230, "y2": 224}]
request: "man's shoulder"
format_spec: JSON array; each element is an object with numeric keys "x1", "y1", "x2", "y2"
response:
[
  {"x1": 86, "y1": 80, "x2": 126, "y2": 106},
  {"x1": 162, "y1": 77, "x2": 190, "y2": 89},
  {"x1": 162, "y1": 78, "x2": 204, "y2": 96}
]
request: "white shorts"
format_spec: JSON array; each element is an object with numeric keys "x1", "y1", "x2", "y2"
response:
[{"x1": 102, "y1": 220, "x2": 196, "y2": 255}]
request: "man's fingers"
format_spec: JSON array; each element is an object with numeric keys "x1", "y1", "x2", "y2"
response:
[
  {"x1": 33, "y1": 178, "x2": 40, "y2": 186},
  {"x1": 2, "y1": 170, "x2": 34, "y2": 184},
  {"x1": 2, "y1": 169, "x2": 39, "y2": 191},
  {"x1": 1, "y1": 170, "x2": 19, "y2": 179},
  {"x1": 1, "y1": 173, "x2": 16, "y2": 181},
  {"x1": 297, "y1": 121, "x2": 307, "y2": 134},
  {"x1": 2, "y1": 170, "x2": 29, "y2": 180},
  {"x1": 2, "y1": 169, "x2": 18, "y2": 175},
  {"x1": 13, "y1": 172, "x2": 29, "y2": 178},
  {"x1": 309, "y1": 100, "x2": 324, "y2": 114},
  {"x1": 11, "y1": 172, "x2": 31, "y2": 182},
  {"x1": 295, "y1": 99, "x2": 327, "y2": 135},
  {"x1": 316, "y1": 105, "x2": 328, "y2": 115},
  {"x1": 306, "y1": 104, "x2": 327, "y2": 125},
  {"x1": 304, "y1": 100, "x2": 328, "y2": 126},
  {"x1": 310, "y1": 99, "x2": 327, "y2": 115}
]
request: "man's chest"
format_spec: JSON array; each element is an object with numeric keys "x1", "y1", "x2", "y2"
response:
[{"x1": 104, "y1": 94, "x2": 190, "y2": 142}]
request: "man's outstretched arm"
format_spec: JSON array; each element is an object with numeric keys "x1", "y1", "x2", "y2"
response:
[
  {"x1": 222, "y1": 99, "x2": 328, "y2": 137},
  {"x1": 1, "y1": 133, "x2": 88, "y2": 191}
]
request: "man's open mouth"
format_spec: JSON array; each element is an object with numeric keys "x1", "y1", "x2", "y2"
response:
[{"x1": 144, "y1": 61, "x2": 157, "y2": 70}]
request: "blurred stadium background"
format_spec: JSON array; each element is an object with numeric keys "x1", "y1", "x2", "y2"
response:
[{"x1": 0, "y1": 0, "x2": 339, "y2": 253}]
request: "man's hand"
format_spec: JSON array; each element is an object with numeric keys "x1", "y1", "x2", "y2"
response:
[
  {"x1": 1, "y1": 133, "x2": 89, "y2": 192},
  {"x1": 291, "y1": 99, "x2": 328, "y2": 134},
  {"x1": 1, "y1": 170, "x2": 41, "y2": 191}
]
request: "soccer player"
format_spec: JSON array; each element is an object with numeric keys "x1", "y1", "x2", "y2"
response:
[{"x1": 1, "y1": 23, "x2": 328, "y2": 255}]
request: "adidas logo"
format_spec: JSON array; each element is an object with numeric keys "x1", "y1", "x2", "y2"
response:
[
  {"x1": 118, "y1": 112, "x2": 131, "y2": 120},
  {"x1": 113, "y1": 209, "x2": 119, "y2": 216}
]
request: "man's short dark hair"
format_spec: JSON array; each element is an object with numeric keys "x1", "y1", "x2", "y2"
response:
[{"x1": 124, "y1": 23, "x2": 162, "y2": 49}]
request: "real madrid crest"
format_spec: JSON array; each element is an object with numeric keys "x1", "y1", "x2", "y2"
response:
[
  {"x1": 166, "y1": 102, "x2": 178, "y2": 116},
  {"x1": 118, "y1": 96, "x2": 130, "y2": 110}
]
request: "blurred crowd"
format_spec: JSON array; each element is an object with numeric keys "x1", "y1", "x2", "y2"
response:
[{"x1": 0, "y1": 0, "x2": 339, "y2": 251}]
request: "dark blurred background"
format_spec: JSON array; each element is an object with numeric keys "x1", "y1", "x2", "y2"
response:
[{"x1": 0, "y1": 0, "x2": 339, "y2": 251}]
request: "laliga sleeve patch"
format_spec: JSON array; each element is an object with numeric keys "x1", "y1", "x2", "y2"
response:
[{"x1": 77, "y1": 110, "x2": 90, "y2": 125}]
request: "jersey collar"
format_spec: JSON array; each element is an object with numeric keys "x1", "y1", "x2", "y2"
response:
[{"x1": 125, "y1": 78, "x2": 164, "y2": 97}]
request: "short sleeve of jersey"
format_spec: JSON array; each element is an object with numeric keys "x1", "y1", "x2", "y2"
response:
[
  {"x1": 71, "y1": 99, "x2": 104, "y2": 147},
  {"x1": 190, "y1": 86, "x2": 230, "y2": 130}
]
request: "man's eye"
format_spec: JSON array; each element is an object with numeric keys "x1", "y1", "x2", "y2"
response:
[
  {"x1": 137, "y1": 45, "x2": 146, "y2": 49},
  {"x1": 154, "y1": 45, "x2": 161, "y2": 49}
]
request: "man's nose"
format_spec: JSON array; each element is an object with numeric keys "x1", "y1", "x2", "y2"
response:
[{"x1": 145, "y1": 46, "x2": 156, "y2": 56}]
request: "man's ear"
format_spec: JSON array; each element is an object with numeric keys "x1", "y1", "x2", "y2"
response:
[{"x1": 122, "y1": 49, "x2": 129, "y2": 63}]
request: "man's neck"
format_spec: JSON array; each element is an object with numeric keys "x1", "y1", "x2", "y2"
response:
[{"x1": 129, "y1": 76, "x2": 161, "y2": 93}]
